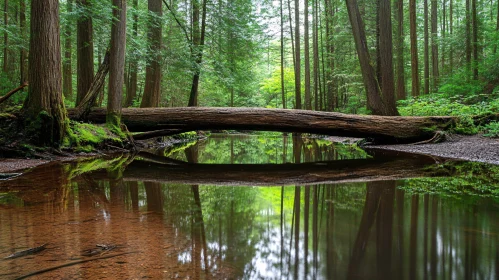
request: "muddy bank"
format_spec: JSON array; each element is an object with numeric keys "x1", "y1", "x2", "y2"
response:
[{"x1": 367, "y1": 134, "x2": 499, "y2": 165}]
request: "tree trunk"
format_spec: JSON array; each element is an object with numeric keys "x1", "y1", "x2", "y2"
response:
[
  {"x1": 124, "y1": 0, "x2": 139, "y2": 107},
  {"x1": 345, "y1": 0, "x2": 398, "y2": 116},
  {"x1": 395, "y1": 0, "x2": 405, "y2": 100},
  {"x1": 19, "y1": 0, "x2": 27, "y2": 85},
  {"x1": 378, "y1": 0, "x2": 398, "y2": 115},
  {"x1": 465, "y1": 0, "x2": 471, "y2": 74},
  {"x1": 304, "y1": 0, "x2": 311, "y2": 110},
  {"x1": 431, "y1": 0, "x2": 439, "y2": 90},
  {"x1": 140, "y1": 0, "x2": 162, "y2": 108},
  {"x1": 23, "y1": 0, "x2": 66, "y2": 146},
  {"x1": 495, "y1": 0, "x2": 499, "y2": 54},
  {"x1": 472, "y1": 0, "x2": 478, "y2": 80},
  {"x1": 3, "y1": 0, "x2": 8, "y2": 74},
  {"x1": 187, "y1": 0, "x2": 207, "y2": 106},
  {"x1": 294, "y1": 0, "x2": 301, "y2": 109},
  {"x1": 107, "y1": 0, "x2": 126, "y2": 127},
  {"x1": 73, "y1": 50, "x2": 110, "y2": 120},
  {"x1": 76, "y1": 0, "x2": 94, "y2": 106},
  {"x1": 410, "y1": 0, "x2": 419, "y2": 97},
  {"x1": 63, "y1": 0, "x2": 73, "y2": 101},
  {"x1": 68, "y1": 107, "x2": 455, "y2": 144},
  {"x1": 313, "y1": 0, "x2": 319, "y2": 110},
  {"x1": 280, "y1": 0, "x2": 286, "y2": 109},
  {"x1": 424, "y1": 0, "x2": 430, "y2": 94},
  {"x1": 450, "y1": 0, "x2": 453, "y2": 71}
]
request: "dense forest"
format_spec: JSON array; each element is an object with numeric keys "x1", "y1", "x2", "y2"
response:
[{"x1": 0, "y1": 0, "x2": 498, "y2": 148}]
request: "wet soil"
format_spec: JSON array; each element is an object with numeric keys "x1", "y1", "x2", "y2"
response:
[{"x1": 368, "y1": 134, "x2": 499, "y2": 165}]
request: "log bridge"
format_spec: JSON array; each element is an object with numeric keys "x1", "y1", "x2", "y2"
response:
[{"x1": 67, "y1": 107, "x2": 456, "y2": 144}]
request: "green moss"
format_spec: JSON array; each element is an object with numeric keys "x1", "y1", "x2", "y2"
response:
[{"x1": 63, "y1": 121, "x2": 126, "y2": 152}]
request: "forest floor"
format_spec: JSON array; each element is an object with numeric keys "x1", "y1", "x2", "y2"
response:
[{"x1": 330, "y1": 134, "x2": 499, "y2": 165}]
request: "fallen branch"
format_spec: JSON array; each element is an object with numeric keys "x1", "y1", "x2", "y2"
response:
[
  {"x1": 132, "y1": 129, "x2": 191, "y2": 140},
  {"x1": 15, "y1": 251, "x2": 139, "y2": 280},
  {"x1": 0, "y1": 82, "x2": 28, "y2": 105},
  {"x1": 73, "y1": 50, "x2": 110, "y2": 120}
]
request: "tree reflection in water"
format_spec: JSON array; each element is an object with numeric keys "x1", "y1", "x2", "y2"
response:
[{"x1": 0, "y1": 134, "x2": 498, "y2": 279}]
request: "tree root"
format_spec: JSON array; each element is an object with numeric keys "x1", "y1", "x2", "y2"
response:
[
  {"x1": 15, "y1": 251, "x2": 139, "y2": 280},
  {"x1": 411, "y1": 131, "x2": 448, "y2": 145}
]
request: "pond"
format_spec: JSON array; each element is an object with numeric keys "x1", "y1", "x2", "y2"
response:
[{"x1": 0, "y1": 133, "x2": 498, "y2": 279}]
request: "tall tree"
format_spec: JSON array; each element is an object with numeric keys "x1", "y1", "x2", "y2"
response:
[
  {"x1": 3, "y1": 0, "x2": 8, "y2": 74},
  {"x1": 107, "y1": 0, "x2": 126, "y2": 127},
  {"x1": 409, "y1": 0, "x2": 419, "y2": 97},
  {"x1": 312, "y1": 0, "x2": 319, "y2": 110},
  {"x1": 345, "y1": 0, "x2": 399, "y2": 116},
  {"x1": 465, "y1": 0, "x2": 471, "y2": 73},
  {"x1": 19, "y1": 0, "x2": 27, "y2": 85},
  {"x1": 76, "y1": 0, "x2": 94, "y2": 105},
  {"x1": 304, "y1": 0, "x2": 311, "y2": 110},
  {"x1": 187, "y1": 0, "x2": 207, "y2": 106},
  {"x1": 424, "y1": 0, "x2": 430, "y2": 94},
  {"x1": 378, "y1": 0, "x2": 398, "y2": 114},
  {"x1": 449, "y1": 0, "x2": 454, "y2": 71},
  {"x1": 294, "y1": 0, "x2": 301, "y2": 109},
  {"x1": 63, "y1": 0, "x2": 73, "y2": 101},
  {"x1": 23, "y1": 0, "x2": 66, "y2": 146},
  {"x1": 431, "y1": 0, "x2": 439, "y2": 90},
  {"x1": 125, "y1": 0, "x2": 139, "y2": 107},
  {"x1": 140, "y1": 0, "x2": 162, "y2": 108},
  {"x1": 325, "y1": 0, "x2": 335, "y2": 111},
  {"x1": 395, "y1": 0, "x2": 405, "y2": 100},
  {"x1": 471, "y1": 0, "x2": 478, "y2": 79},
  {"x1": 280, "y1": 0, "x2": 286, "y2": 109}
]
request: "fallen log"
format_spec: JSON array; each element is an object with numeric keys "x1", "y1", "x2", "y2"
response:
[
  {"x1": 0, "y1": 82, "x2": 28, "y2": 105},
  {"x1": 67, "y1": 107, "x2": 456, "y2": 144}
]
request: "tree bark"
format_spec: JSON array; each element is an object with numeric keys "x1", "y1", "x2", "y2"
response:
[
  {"x1": 73, "y1": 50, "x2": 110, "y2": 120},
  {"x1": 19, "y1": 0, "x2": 27, "y2": 85},
  {"x1": 472, "y1": 0, "x2": 478, "y2": 80},
  {"x1": 76, "y1": 0, "x2": 94, "y2": 106},
  {"x1": 124, "y1": 0, "x2": 139, "y2": 107},
  {"x1": 431, "y1": 0, "x2": 439, "y2": 90},
  {"x1": 63, "y1": 0, "x2": 73, "y2": 101},
  {"x1": 68, "y1": 107, "x2": 455, "y2": 144},
  {"x1": 107, "y1": 0, "x2": 126, "y2": 127},
  {"x1": 294, "y1": 0, "x2": 301, "y2": 109},
  {"x1": 378, "y1": 0, "x2": 398, "y2": 115},
  {"x1": 304, "y1": 0, "x2": 311, "y2": 110},
  {"x1": 187, "y1": 0, "x2": 207, "y2": 106},
  {"x1": 345, "y1": 0, "x2": 398, "y2": 116},
  {"x1": 280, "y1": 0, "x2": 286, "y2": 109},
  {"x1": 140, "y1": 0, "x2": 162, "y2": 108},
  {"x1": 23, "y1": 0, "x2": 66, "y2": 146},
  {"x1": 465, "y1": 0, "x2": 471, "y2": 74},
  {"x1": 3, "y1": 0, "x2": 7, "y2": 74},
  {"x1": 395, "y1": 0, "x2": 405, "y2": 100},
  {"x1": 424, "y1": 0, "x2": 430, "y2": 94},
  {"x1": 410, "y1": 0, "x2": 420, "y2": 97}
]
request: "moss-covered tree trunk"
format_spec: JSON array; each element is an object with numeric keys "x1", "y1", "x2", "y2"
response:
[
  {"x1": 22, "y1": 0, "x2": 66, "y2": 147},
  {"x1": 107, "y1": 0, "x2": 126, "y2": 128}
]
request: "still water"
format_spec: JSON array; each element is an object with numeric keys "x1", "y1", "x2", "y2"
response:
[{"x1": 0, "y1": 133, "x2": 498, "y2": 279}]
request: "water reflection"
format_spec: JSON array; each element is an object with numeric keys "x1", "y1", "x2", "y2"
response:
[{"x1": 0, "y1": 134, "x2": 498, "y2": 279}]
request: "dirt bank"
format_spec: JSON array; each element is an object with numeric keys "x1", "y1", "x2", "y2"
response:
[{"x1": 367, "y1": 134, "x2": 499, "y2": 165}]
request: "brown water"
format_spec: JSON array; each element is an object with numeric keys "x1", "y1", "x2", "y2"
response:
[{"x1": 0, "y1": 134, "x2": 498, "y2": 279}]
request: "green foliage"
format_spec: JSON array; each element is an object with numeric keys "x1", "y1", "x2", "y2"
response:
[
  {"x1": 453, "y1": 116, "x2": 479, "y2": 135},
  {"x1": 483, "y1": 121, "x2": 499, "y2": 138},
  {"x1": 400, "y1": 162, "x2": 499, "y2": 202}
]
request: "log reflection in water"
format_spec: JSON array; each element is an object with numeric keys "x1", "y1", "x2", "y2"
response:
[{"x1": 113, "y1": 155, "x2": 448, "y2": 186}]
